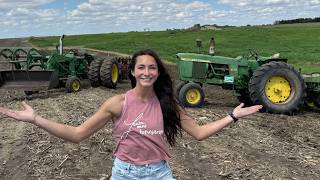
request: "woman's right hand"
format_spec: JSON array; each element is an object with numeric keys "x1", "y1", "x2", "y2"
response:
[{"x1": 0, "y1": 101, "x2": 36, "y2": 123}]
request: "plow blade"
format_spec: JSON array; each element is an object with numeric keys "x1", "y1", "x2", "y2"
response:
[{"x1": 0, "y1": 70, "x2": 59, "y2": 91}]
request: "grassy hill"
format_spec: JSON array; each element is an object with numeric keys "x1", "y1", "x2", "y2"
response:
[{"x1": 30, "y1": 23, "x2": 320, "y2": 73}]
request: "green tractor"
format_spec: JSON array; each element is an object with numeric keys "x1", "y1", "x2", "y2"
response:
[
  {"x1": 0, "y1": 35, "x2": 129, "y2": 95},
  {"x1": 176, "y1": 48, "x2": 320, "y2": 114}
]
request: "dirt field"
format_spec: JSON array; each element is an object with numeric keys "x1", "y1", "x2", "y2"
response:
[{"x1": 0, "y1": 38, "x2": 319, "y2": 180}]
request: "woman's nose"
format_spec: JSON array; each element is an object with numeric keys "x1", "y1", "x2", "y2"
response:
[{"x1": 144, "y1": 68, "x2": 150, "y2": 75}]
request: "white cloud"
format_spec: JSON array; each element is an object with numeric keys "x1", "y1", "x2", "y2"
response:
[
  {"x1": 176, "y1": 12, "x2": 191, "y2": 18},
  {"x1": 310, "y1": 0, "x2": 320, "y2": 4},
  {"x1": 216, "y1": 0, "x2": 320, "y2": 25},
  {"x1": 5, "y1": 8, "x2": 60, "y2": 23},
  {"x1": 0, "y1": 0, "x2": 55, "y2": 9},
  {"x1": 63, "y1": 0, "x2": 218, "y2": 32}
]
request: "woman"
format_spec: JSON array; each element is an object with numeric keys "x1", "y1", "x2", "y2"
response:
[{"x1": 0, "y1": 49, "x2": 262, "y2": 179}]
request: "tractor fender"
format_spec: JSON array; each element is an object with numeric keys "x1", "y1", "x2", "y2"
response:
[{"x1": 260, "y1": 58, "x2": 288, "y2": 65}]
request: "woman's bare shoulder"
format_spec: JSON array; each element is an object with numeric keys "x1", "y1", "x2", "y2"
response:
[
  {"x1": 100, "y1": 94, "x2": 126, "y2": 117},
  {"x1": 111, "y1": 93, "x2": 125, "y2": 102},
  {"x1": 102, "y1": 94, "x2": 125, "y2": 105}
]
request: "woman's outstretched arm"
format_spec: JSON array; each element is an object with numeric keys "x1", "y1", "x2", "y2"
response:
[
  {"x1": 0, "y1": 95, "x2": 124, "y2": 143},
  {"x1": 180, "y1": 103, "x2": 262, "y2": 141}
]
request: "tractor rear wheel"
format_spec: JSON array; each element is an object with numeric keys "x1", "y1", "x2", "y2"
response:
[
  {"x1": 66, "y1": 76, "x2": 81, "y2": 93},
  {"x1": 100, "y1": 58, "x2": 119, "y2": 88},
  {"x1": 179, "y1": 82, "x2": 205, "y2": 107},
  {"x1": 174, "y1": 81, "x2": 187, "y2": 99},
  {"x1": 88, "y1": 58, "x2": 104, "y2": 87},
  {"x1": 249, "y1": 61, "x2": 305, "y2": 114}
]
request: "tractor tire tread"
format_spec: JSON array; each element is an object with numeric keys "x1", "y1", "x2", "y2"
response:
[
  {"x1": 174, "y1": 81, "x2": 187, "y2": 99},
  {"x1": 88, "y1": 58, "x2": 104, "y2": 87},
  {"x1": 100, "y1": 58, "x2": 119, "y2": 88}
]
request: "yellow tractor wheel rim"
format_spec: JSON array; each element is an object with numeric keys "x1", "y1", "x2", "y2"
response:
[
  {"x1": 72, "y1": 80, "x2": 80, "y2": 91},
  {"x1": 111, "y1": 64, "x2": 119, "y2": 83},
  {"x1": 186, "y1": 89, "x2": 201, "y2": 105},
  {"x1": 265, "y1": 76, "x2": 291, "y2": 103}
]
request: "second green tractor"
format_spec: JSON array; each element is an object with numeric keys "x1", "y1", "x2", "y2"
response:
[
  {"x1": 0, "y1": 35, "x2": 130, "y2": 94},
  {"x1": 176, "y1": 49, "x2": 320, "y2": 114}
]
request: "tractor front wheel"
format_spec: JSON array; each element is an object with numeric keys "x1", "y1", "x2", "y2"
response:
[
  {"x1": 249, "y1": 61, "x2": 305, "y2": 114},
  {"x1": 100, "y1": 58, "x2": 119, "y2": 88},
  {"x1": 66, "y1": 76, "x2": 81, "y2": 93},
  {"x1": 174, "y1": 81, "x2": 187, "y2": 98},
  {"x1": 179, "y1": 82, "x2": 205, "y2": 107}
]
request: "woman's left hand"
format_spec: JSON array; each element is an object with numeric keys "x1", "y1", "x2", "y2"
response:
[{"x1": 232, "y1": 103, "x2": 263, "y2": 119}]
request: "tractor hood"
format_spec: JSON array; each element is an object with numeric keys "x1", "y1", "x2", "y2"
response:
[
  {"x1": 177, "y1": 52, "x2": 286, "y2": 63},
  {"x1": 177, "y1": 53, "x2": 237, "y2": 63}
]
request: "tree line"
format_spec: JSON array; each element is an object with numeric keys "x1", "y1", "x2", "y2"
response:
[{"x1": 274, "y1": 17, "x2": 320, "y2": 25}]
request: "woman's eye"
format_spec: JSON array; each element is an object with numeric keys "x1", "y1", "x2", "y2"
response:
[{"x1": 149, "y1": 66, "x2": 157, "y2": 70}]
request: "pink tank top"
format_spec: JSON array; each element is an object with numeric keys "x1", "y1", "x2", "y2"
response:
[{"x1": 113, "y1": 90, "x2": 171, "y2": 165}]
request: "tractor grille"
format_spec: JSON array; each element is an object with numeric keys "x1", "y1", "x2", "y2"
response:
[{"x1": 192, "y1": 62, "x2": 206, "y2": 79}]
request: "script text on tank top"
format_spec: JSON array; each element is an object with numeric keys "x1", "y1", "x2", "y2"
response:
[{"x1": 121, "y1": 112, "x2": 163, "y2": 139}]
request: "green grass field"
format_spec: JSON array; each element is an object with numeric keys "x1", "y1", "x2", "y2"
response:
[{"x1": 30, "y1": 23, "x2": 320, "y2": 73}]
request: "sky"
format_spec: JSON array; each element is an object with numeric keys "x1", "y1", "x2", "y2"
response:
[{"x1": 0, "y1": 0, "x2": 319, "y2": 38}]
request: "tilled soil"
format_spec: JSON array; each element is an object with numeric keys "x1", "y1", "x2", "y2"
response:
[{"x1": 0, "y1": 38, "x2": 319, "y2": 180}]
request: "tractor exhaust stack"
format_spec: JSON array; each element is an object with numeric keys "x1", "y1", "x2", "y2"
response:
[{"x1": 59, "y1": 34, "x2": 65, "y2": 55}]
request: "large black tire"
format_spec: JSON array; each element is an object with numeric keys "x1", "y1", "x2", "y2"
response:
[
  {"x1": 249, "y1": 61, "x2": 306, "y2": 114},
  {"x1": 178, "y1": 82, "x2": 205, "y2": 107},
  {"x1": 174, "y1": 81, "x2": 187, "y2": 99},
  {"x1": 88, "y1": 58, "x2": 104, "y2": 87},
  {"x1": 100, "y1": 58, "x2": 119, "y2": 88},
  {"x1": 66, "y1": 76, "x2": 81, "y2": 93}
]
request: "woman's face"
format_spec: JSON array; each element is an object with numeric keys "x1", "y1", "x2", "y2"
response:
[{"x1": 132, "y1": 54, "x2": 159, "y2": 88}]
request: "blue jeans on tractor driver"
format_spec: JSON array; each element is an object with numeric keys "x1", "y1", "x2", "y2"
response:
[{"x1": 110, "y1": 157, "x2": 174, "y2": 180}]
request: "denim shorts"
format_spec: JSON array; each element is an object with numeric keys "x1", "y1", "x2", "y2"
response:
[{"x1": 110, "y1": 157, "x2": 174, "y2": 180}]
